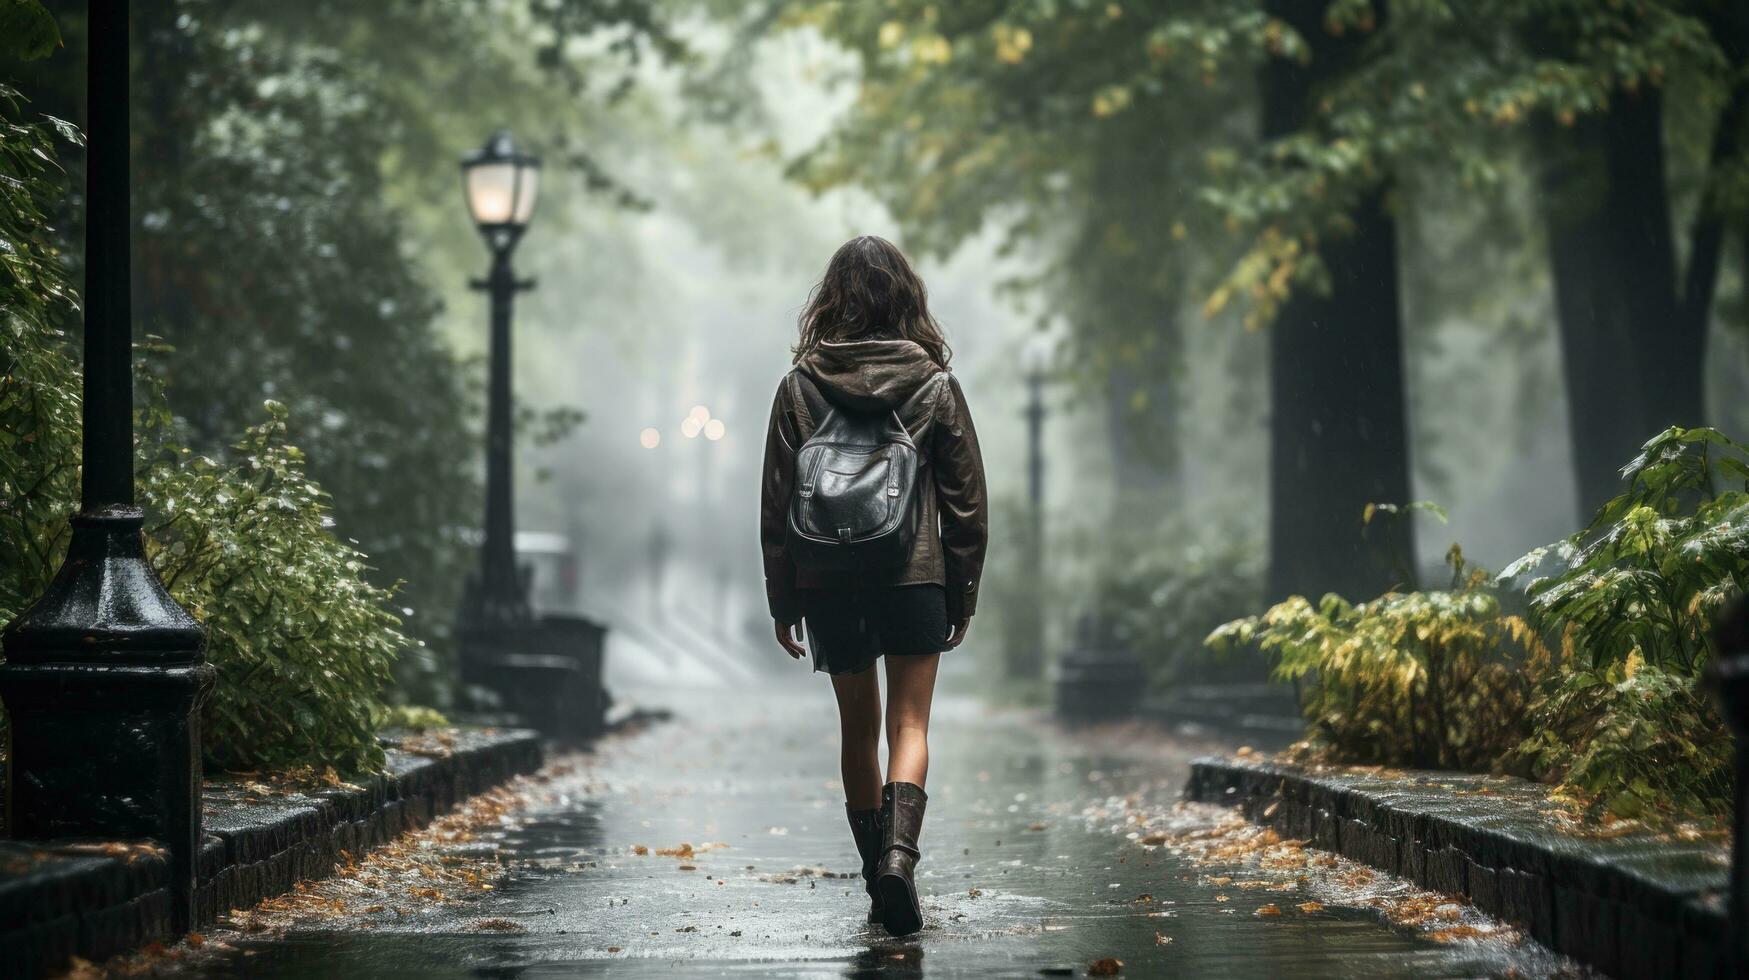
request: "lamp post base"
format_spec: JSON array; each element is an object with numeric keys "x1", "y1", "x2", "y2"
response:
[
  {"x1": 456, "y1": 614, "x2": 608, "y2": 742},
  {"x1": 0, "y1": 509, "x2": 212, "y2": 935},
  {"x1": 0, "y1": 662, "x2": 214, "y2": 934}
]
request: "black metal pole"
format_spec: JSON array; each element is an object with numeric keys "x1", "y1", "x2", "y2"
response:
[
  {"x1": 462, "y1": 238, "x2": 536, "y2": 630},
  {"x1": 83, "y1": 3, "x2": 132, "y2": 510},
  {"x1": 478, "y1": 247, "x2": 524, "y2": 623}
]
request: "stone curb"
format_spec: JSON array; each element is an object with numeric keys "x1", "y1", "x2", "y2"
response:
[
  {"x1": 0, "y1": 728, "x2": 543, "y2": 978},
  {"x1": 1185, "y1": 756, "x2": 1731, "y2": 979}
]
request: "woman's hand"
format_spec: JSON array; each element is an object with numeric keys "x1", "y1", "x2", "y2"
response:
[
  {"x1": 946, "y1": 619, "x2": 970, "y2": 649},
  {"x1": 775, "y1": 620, "x2": 806, "y2": 660}
]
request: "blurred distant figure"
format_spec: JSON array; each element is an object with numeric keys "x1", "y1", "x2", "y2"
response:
[{"x1": 760, "y1": 235, "x2": 988, "y2": 937}]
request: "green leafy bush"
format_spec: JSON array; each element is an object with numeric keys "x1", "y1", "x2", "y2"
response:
[
  {"x1": 141, "y1": 404, "x2": 405, "y2": 775},
  {"x1": 2, "y1": 84, "x2": 410, "y2": 775},
  {"x1": 1097, "y1": 528, "x2": 1264, "y2": 689},
  {"x1": 1208, "y1": 547, "x2": 1535, "y2": 770},
  {"x1": 377, "y1": 703, "x2": 451, "y2": 732},
  {"x1": 1210, "y1": 428, "x2": 1744, "y2": 819},
  {"x1": 1500, "y1": 427, "x2": 1745, "y2": 817},
  {"x1": 0, "y1": 80, "x2": 82, "y2": 633},
  {"x1": 1509, "y1": 652, "x2": 1730, "y2": 819}
]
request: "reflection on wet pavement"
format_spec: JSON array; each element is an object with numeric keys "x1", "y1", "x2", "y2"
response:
[{"x1": 178, "y1": 683, "x2": 1588, "y2": 979}]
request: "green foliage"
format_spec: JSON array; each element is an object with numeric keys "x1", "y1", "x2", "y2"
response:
[
  {"x1": 1509, "y1": 651, "x2": 1730, "y2": 819},
  {"x1": 763, "y1": 1, "x2": 1747, "y2": 337},
  {"x1": 1209, "y1": 547, "x2": 1535, "y2": 770},
  {"x1": 141, "y1": 404, "x2": 405, "y2": 775},
  {"x1": 1183, "y1": 1, "x2": 1744, "y2": 329},
  {"x1": 1096, "y1": 528, "x2": 1264, "y2": 690},
  {"x1": 377, "y1": 703, "x2": 450, "y2": 732},
  {"x1": 0, "y1": 1, "x2": 60, "y2": 61},
  {"x1": 1504, "y1": 427, "x2": 1749, "y2": 672},
  {"x1": 1500, "y1": 427, "x2": 1746, "y2": 816},
  {"x1": 1211, "y1": 428, "x2": 1745, "y2": 818},
  {"x1": 745, "y1": 0, "x2": 1253, "y2": 485},
  {"x1": 0, "y1": 83, "x2": 81, "y2": 631},
  {"x1": 2, "y1": 90, "x2": 404, "y2": 776}
]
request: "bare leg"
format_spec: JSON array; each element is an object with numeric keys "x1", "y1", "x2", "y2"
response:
[
  {"x1": 883, "y1": 653, "x2": 940, "y2": 788},
  {"x1": 830, "y1": 666, "x2": 883, "y2": 810}
]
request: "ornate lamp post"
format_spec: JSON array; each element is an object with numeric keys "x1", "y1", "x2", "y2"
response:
[
  {"x1": 459, "y1": 132, "x2": 541, "y2": 629},
  {"x1": 0, "y1": 0, "x2": 212, "y2": 933}
]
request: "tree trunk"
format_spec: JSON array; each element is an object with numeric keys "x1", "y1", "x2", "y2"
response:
[
  {"x1": 1536, "y1": 91, "x2": 1701, "y2": 518},
  {"x1": 1262, "y1": 0, "x2": 1415, "y2": 602},
  {"x1": 1533, "y1": 0, "x2": 1749, "y2": 518}
]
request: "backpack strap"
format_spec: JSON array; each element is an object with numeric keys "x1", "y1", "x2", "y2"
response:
[{"x1": 789, "y1": 370, "x2": 831, "y2": 439}]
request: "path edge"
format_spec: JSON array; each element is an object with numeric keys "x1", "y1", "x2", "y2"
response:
[
  {"x1": 1184, "y1": 756, "x2": 1730, "y2": 979},
  {"x1": 0, "y1": 728, "x2": 544, "y2": 977}
]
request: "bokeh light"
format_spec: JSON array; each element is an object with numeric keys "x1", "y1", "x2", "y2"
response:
[
  {"x1": 638, "y1": 427, "x2": 660, "y2": 449},
  {"x1": 681, "y1": 416, "x2": 704, "y2": 438},
  {"x1": 704, "y1": 418, "x2": 726, "y2": 441}
]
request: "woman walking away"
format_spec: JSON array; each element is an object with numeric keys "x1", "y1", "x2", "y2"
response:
[{"x1": 759, "y1": 235, "x2": 988, "y2": 937}]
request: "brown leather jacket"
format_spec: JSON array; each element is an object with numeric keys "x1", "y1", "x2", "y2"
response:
[{"x1": 760, "y1": 338, "x2": 988, "y2": 626}]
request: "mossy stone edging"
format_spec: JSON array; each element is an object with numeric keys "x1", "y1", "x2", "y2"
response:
[
  {"x1": 0, "y1": 728, "x2": 543, "y2": 978},
  {"x1": 1185, "y1": 757, "x2": 1731, "y2": 979}
]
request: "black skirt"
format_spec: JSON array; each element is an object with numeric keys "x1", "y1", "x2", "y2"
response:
[{"x1": 799, "y1": 584, "x2": 949, "y2": 676}]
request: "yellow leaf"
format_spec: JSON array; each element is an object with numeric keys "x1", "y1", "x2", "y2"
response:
[
  {"x1": 915, "y1": 34, "x2": 952, "y2": 64},
  {"x1": 1203, "y1": 284, "x2": 1233, "y2": 319}
]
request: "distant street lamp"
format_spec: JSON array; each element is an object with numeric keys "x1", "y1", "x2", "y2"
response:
[
  {"x1": 461, "y1": 131, "x2": 541, "y2": 630},
  {"x1": 463, "y1": 131, "x2": 541, "y2": 250}
]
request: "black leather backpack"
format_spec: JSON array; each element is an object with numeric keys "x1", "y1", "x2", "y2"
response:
[{"x1": 785, "y1": 373, "x2": 936, "y2": 572}]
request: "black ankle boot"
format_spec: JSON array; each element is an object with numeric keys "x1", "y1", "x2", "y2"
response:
[
  {"x1": 875, "y1": 781, "x2": 928, "y2": 936},
  {"x1": 846, "y1": 804, "x2": 884, "y2": 923}
]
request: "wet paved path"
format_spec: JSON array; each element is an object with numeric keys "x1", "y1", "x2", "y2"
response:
[{"x1": 181, "y1": 681, "x2": 1581, "y2": 978}]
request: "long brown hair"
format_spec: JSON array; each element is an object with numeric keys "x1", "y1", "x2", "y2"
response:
[{"x1": 793, "y1": 235, "x2": 952, "y2": 368}]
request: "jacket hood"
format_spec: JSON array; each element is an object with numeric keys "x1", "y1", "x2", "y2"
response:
[{"x1": 799, "y1": 339, "x2": 942, "y2": 411}]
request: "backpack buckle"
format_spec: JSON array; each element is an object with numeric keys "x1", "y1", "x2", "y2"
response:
[
  {"x1": 886, "y1": 486, "x2": 899, "y2": 497},
  {"x1": 799, "y1": 483, "x2": 814, "y2": 498},
  {"x1": 837, "y1": 527, "x2": 853, "y2": 545}
]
